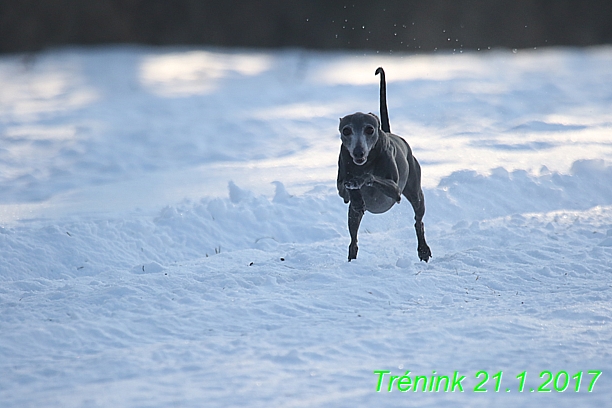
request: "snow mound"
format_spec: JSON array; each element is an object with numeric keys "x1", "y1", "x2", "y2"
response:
[{"x1": 2, "y1": 46, "x2": 612, "y2": 408}]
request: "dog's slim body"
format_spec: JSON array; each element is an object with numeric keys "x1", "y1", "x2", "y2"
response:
[{"x1": 337, "y1": 67, "x2": 431, "y2": 262}]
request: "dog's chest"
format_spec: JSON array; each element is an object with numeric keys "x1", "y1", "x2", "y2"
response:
[{"x1": 361, "y1": 186, "x2": 396, "y2": 214}]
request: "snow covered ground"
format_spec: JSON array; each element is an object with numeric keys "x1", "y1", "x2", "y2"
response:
[{"x1": 1, "y1": 45, "x2": 612, "y2": 407}]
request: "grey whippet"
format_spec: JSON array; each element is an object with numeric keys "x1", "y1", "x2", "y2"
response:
[{"x1": 337, "y1": 67, "x2": 432, "y2": 262}]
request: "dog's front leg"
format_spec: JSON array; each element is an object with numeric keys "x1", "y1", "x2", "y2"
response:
[
  {"x1": 337, "y1": 154, "x2": 351, "y2": 204},
  {"x1": 347, "y1": 189, "x2": 365, "y2": 261},
  {"x1": 367, "y1": 175, "x2": 402, "y2": 203}
]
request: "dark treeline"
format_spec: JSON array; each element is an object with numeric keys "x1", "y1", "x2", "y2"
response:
[{"x1": 1, "y1": 0, "x2": 612, "y2": 53}]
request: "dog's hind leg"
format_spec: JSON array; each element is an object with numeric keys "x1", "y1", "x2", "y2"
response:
[
  {"x1": 405, "y1": 188, "x2": 432, "y2": 262},
  {"x1": 347, "y1": 190, "x2": 366, "y2": 261},
  {"x1": 402, "y1": 162, "x2": 432, "y2": 262},
  {"x1": 404, "y1": 190, "x2": 432, "y2": 262}
]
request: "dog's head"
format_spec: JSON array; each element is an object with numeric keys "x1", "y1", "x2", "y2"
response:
[{"x1": 339, "y1": 112, "x2": 381, "y2": 166}]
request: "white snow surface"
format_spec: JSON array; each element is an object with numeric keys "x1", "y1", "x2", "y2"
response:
[{"x1": 1, "y1": 45, "x2": 612, "y2": 407}]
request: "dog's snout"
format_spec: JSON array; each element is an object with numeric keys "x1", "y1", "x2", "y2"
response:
[
  {"x1": 352, "y1": 146, "x2": 367, "y2": 165},
  {"x1": 353, "y1": 146, "x2": 365, "y2": 159}
]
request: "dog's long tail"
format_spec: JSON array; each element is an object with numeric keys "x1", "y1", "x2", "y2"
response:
[{"x1": 375, "y1": 67, "x2": 391, "y2": 133}]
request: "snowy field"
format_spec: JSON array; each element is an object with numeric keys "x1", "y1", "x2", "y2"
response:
[{"x1": 1, "y1": 45, "x2": 612, "y2": 407}]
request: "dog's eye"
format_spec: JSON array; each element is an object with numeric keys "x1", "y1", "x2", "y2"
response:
[
  {"x1": 364, "y1": 126, "x2": 375, "y2": 135},
  {"x1": 342, "y1": 127, "x2": 352, "y2": 136}
]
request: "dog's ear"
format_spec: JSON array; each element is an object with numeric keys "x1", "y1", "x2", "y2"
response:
[{"x1": 368, "y1": 112, "x2": 381, "y2": 130}]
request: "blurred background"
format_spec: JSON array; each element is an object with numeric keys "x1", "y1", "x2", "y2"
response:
[{"x1": 1, "y1": 0, "x2": 612, "y2": 54}]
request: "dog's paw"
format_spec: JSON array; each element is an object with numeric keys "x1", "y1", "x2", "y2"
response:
[
  {"x1": 345, "y1": 175, "x2": 373, "y2": 190},
  {"x1": 418, "y1": 244, "x2": 432, "y2": 263},
  {"x1": 344, "y1": 177, "x2": 365, "y2": 190},
  {"x1": 344, "y1": 178, "x2": 363, "y2": 190},
  {"x1": 348, "y1": 243, "x2": 359, "y2": 261},
  {"x1": 338, "y1": 189, "x2": 350, "y2": 203}
]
